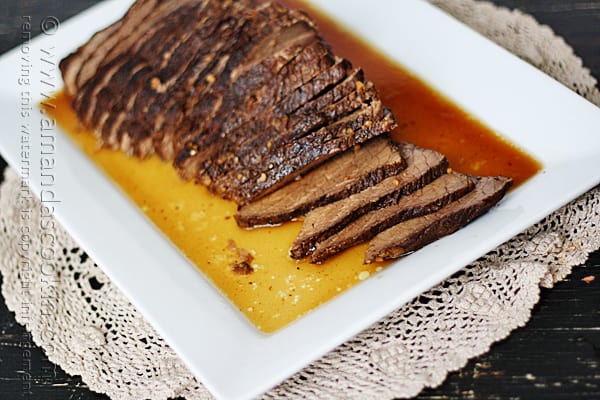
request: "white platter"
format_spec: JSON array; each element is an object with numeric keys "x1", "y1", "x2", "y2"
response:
[{"x1": 1, "y1": 0, "x2": 599, "y2": 399}]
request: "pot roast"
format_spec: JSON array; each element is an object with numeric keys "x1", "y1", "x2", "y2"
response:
[{"x1": 60, "y1": 0, "x2": 512, "y2": 265}]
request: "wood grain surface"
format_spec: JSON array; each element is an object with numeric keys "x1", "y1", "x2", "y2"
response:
[{"x1": 0, "y1": 1, "x2": 598, "y2": 399}]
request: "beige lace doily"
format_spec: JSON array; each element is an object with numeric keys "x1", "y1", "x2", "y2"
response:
[{"x1": 1, "y1": 1, "x2": 599, "y2": 399}]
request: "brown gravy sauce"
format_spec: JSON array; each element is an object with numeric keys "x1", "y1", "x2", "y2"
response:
[
  {"x1": 280, "y1": 0, "x2": 541, "y2": 186},
  {"x1": 50, "y1": 2, "x2": 540, "y2": 333}
]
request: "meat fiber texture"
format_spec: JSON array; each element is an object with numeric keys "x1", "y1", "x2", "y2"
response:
[
  {"x1": 235, "y1": 137, "x2": 407, "y2": 227},
  {"x1": 285, "y1": 143, "x2": 512, "y2": 264},
  {"x1": 59, "y1": 0, "x2": 397, "y2": 204},
  {"x1": 311, "y1": 172, "x2": 476, "y2": 263},
  {"x1": 365, "y1": 176, "x2": 512, "y2": 263},
  {"x1": 290, "y1": 143, "x2": 449, "y2": 259}
]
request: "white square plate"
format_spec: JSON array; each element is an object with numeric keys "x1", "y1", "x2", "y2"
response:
[{"x1": 1, "y1": 1, "x2": 599, "y2": 399}]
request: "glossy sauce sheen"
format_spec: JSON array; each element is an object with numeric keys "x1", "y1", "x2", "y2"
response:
[
  {"x1": 281, "y1": 0, "x2": 541, "y2": 186},
  {"x1": 52, "y1": 2, "x2": 540, "y2": 333},
  {"x1": 52, "y1": 92, "x2": 387, "y2": 333}
]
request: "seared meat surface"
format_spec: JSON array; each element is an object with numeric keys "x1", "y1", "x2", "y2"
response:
[
  {"x1": 311, "y1": 173, "x2": 476, "y2": 263},
  {"x1": 235, "y1": 137, "x2": 406, "y2": 228},
  {"x1": 289, "y1": 144, "x2": 448, "y2": 259},
  {"x1": 60, "y1": 0, "x2": 396, "y2": 204},
  {"x1": 365, "y1": 176, "x2": 512, "y2": 263},
  {"x1": 61, "y1": 0, "x2": 512, "y2": 264}
]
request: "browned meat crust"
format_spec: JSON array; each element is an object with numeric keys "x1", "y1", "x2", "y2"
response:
[
  {"x1": 311, "y1": 173, "x2": 475, "y2": 263},
  {"x1": 59, "y1": 0, "x2": 396, "y2": 205},
  {"x1": 290, "y1": 143, "x2": 448, "y2": 259},
  {"x1": 364, "y1": 176, "x2": 513, "y2": 263},
  {"x1": 235, "y1": 137, "x2": 407, "y2": 228}
]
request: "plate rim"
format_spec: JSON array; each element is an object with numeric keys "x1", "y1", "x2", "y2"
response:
[{"x1": 0, "y1": 1, "x2": 599, "y2": 399}]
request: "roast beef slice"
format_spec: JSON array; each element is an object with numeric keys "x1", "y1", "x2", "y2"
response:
[
  {"x1": 365, "y1": 176, "x2": 513, "y2": 263},
  {"x1": 235, "y1": 136, "x2": 406, "y2": 228},
  {"x1": 290, "y1": 143, "x2": 448, "y2": 259},
  {"x1": 311, "y1": 172, "x2": 475, "y2": 263}
]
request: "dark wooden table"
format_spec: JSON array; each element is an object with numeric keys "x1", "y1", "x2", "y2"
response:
[{"x1": 0, "y1": 1, "x2": 598, "y2": 399}]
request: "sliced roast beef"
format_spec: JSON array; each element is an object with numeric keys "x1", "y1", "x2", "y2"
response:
[
  {"x1": 221, "y1": 57, "x2": 354, "y2": 151},
  {"x1": 60, "y1": 20, "x2": 123, "y2": 97},
  {"x1": 203, "y1": 67, "x2": 370, "y2": 186},
  {"x1": 73, "y1": 0, "x2": 198, "y2": 126},
  {"x1": 116, "y1": 2, "x2": 250, "y2": 157},
  {"x1": 235, "y1": 137, "x2": 406, "y2": 228},
  {"x1": 172, "y1": 41, "x2": 338, "y2": 176},
  {"x1": 310, "y1": 173, "x2": 475, "y2": 263},
  {"x1": 364, "y1": 176, "x2": 513, "y2": 263},
  {"x1": 172, "y1": 41, "x2": 339, "y2": 176},
  {"x1": 61, "y1": 0, "x2": 397, "y2": 204},
  {"x1": 60, "y1": 0, "x2": 515, "y2": 267},
  {"x1": 209, "y1": 99, "x2": 396, "y2": 204},
  {"x1": 152, "y1": 7, "x2": 263, "y2": 160},
  {"x1": 91, "y1": 2, "x2": 204, "y2": 136},
  {"x1": 145, "y1": 4, "x2": 317, "y2": 152},
  {"x1": 60, "y1": 0, "x2": 159, "y2": 96},
  {"x1": 230, "y1": 19, "x2": 318, "y2": 81},
  {"x1": 290, "y1": 144, "x2": 448, "y2": 259},
  {"x1": 102, "y1": 1, "x2": 230, "y2": 127}
]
